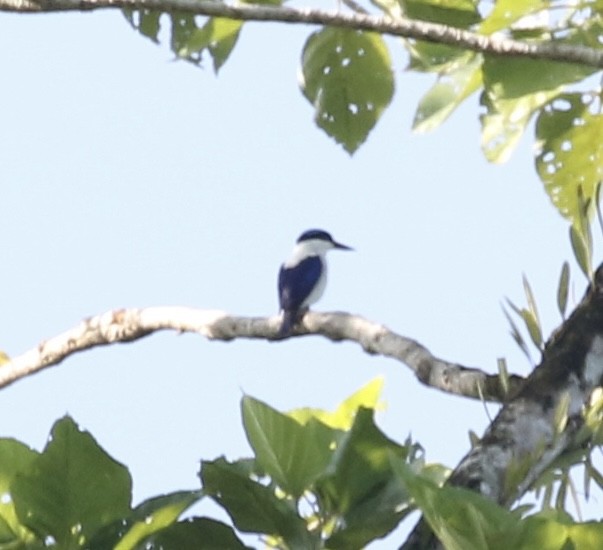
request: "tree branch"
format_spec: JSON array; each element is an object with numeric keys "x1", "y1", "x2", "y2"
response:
[
  {"x1": 1, "y1": 0, "x2": 602, "y2": 69},
  {"x1": 0, "y1": 307, "x2": 521, "y2": 401},
  {"x1": 401, "y1": 266, "x2": 603, "y2": 549}
]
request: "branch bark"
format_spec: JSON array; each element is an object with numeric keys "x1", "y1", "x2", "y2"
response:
[
  {"x1": 0, "y1": 307, "x2": 520, "y2": 401},
  {"x1": 401, "y1": 266, "x2": 603, "y2": 549},
  {"x1": 1, "y1": 0, "x2": 602, "y2": 69}
]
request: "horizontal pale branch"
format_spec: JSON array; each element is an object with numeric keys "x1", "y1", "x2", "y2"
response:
[
  {"x1": 1, "y1": 0, "x2": 603, "y2": 69},
  {"x1": 0, "y1": 307, "x2": 522, "y2": 401}
]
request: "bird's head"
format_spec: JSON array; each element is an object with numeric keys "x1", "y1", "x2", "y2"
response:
[{"x1": 295, "y1": 229, "x2": 353, "y2": 255}]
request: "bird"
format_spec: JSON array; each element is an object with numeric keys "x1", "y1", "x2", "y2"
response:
[{"x1": 277, "y1": 229, "x2": 352, "y2": 338}]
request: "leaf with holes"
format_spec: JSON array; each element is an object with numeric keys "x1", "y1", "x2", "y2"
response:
[
  {"x1": 413, "y1": 53, "x2": 482, "y2": 133},
  {"x1": 301, "y1": 29, "x2": 394, "y2": 154},
  {"x1": 535, "y1": 93, "x2": 603, "y2": 223},
  {"x1": 481, "y1": 56, "x2": 595, "y2": 164},
  {"x1": 481, "y1": 91, "x2": 555, "y2": 164}
]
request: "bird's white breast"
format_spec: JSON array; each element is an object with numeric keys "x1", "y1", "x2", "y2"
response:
[{"x1": 284, "y1": 240, "x2": 332, "y2": 268}]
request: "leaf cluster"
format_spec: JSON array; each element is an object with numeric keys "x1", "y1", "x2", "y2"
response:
[
  {"x1": 0, "y1": 380, "x2": 601, "y2": 549},
  {"x1": 123, "y1": 0, "x2": 602, "y2": 226},
  {"x1": 0, "y1": 417, "x2": 239, "y2": 549},
  {"x1": 200, "y1": 378, "x2": 434, "y2": 548}
]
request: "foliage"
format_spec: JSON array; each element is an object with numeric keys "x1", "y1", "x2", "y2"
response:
[
  {"x1": 490, "y1": 231, "x2": 603, "y2": 528},
  {"x1": 5, "y1": 1, "x2": 603, "y2": 547},
  {"x1": 0, "y1": 417, "x2": 218, "y2": 549},
  {"x1": 0, "y1": 381, "x2": 601, "y2": 549},
  {"x1": 396, "y1": 462, "x2": 603, "y2": 550},
  {"x1": 122, "y1": 0, "x2": 602, "y2": 227}
]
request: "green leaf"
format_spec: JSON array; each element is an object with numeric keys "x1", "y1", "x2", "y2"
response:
[
  {"x1": 122, "y1": 11, "x2": 241, "y2": 71},
  {"x1": 522, "y1": 274, "x2": 541, "y2": 338},
  {"x1": 406, "y1": 41, "x2": 468, "y2": 73},
  {"x1": 557, "y1": 261, "x2": 570, "y2": 318},
  {"x1": 288, "y1": 376, "x2": 384, "y2": 430},
  {"x1": 569, "y1": 186, "x2": 594, "y2": 281},
  {"x1": 565, "y1": 521, "x2": 603, "y2": 549},
  {"x1": 317, "y1": 408, "x2": 412, "y2": 548},
  {"x1": 137, "y1": 517, "x2": 251, "y2": 549},
  {"x1": 122, "y1": 9, "x2": 162, "y2": 43},
  {"x1": 522, "y1": 309, "x2": 543, "y2": 351},
  {"x1": 515, "y1": 514, "x2": 603, "y2": 550},
  {"x1": 481, "y1": 57, "x2": 596, "y2": 164},
  {"x1": 468, "y1": 430, "x2": 480, "y2": 448},
  {"x1": 325, "y1": 475, "x2": 411, "y2": 549},
  {"x1": 0, "y1": 439, "x2": 38, "y2": 545},
  {"x1": 480, "y1": 90, "x2": 553, "y2": 163},
  {"x1": 483, "y1": 57, "x2": 595, "y2": 100},
  {"x1": 392, "y1": 458, "x2": 518, "y2": 550},
  {"x1": 300, "y1": 28, "x2": 394, "y2": 154},
  {"x1": 588, "y1": 464, "x2": 603, "y2": 492},
  {"x1": 113, "y1": 491, "x2": 203, "y2": 550},
  {"x1": 401, "y1": 0, "x2": 482, "y2": 73},
  {"x1": 535, "y1": 93, "x2": 603, "y2": 223},
  {"x1": 368, "y1": 0, "x2": 402, "y2": 18},
  {"x1": 506, "y1": 298, "x2": 542, "y2": 352},
  {"x1": 479, "y1": 75, "x2": 543, "y2": 163},
  {"x1": 553, "y1": 392, "x2": 571, "y2": 435},
  {"x1": 596, "y1": 180, "x2": 603, "y2": 237},
  {"x1": 318, "y1": 408, "x2": 407, "y2": 513},
  {"x1": 501, "y1": 303, "x2": 533, "y2": 364},
  {"x1": 582, "y1": 387, "x2": 603, "y2": 446},
  {"x1": 497, "y1": 358, "x2": 509, "y2": 397},
  {"x1": 413, "y1": 53, "x2": 482, "y2": 132},
  {"x1": 89, "y1": 492, "x2": 203, "y2": 550},
  {"x1": 200, "y1": 457, "x2": 315, "y2": 547},
  {"x1": 170, "y1": 13, "x2": 199, "y2": 61},
  {"x1": 177, "y1": 18, "x2": 243, "y2": 72},
  {"x1": 12, "y1": 416, "x2": 132, "y2": 548},
  {"x1": 569, "y1": 224, "x2": 592, "y2": 280},
  {"x1": 479, "y1": 0, "x2": 551, "y2": 34},
  {"x1": 401, "y1": 0, "x2": 481, "y2": 28},
  {"x1": 241, "y1": 0, "x2": 282, "y2": 6},
  {"x1": 241, "y1": 396, "x2": 337, "y2": 498}
]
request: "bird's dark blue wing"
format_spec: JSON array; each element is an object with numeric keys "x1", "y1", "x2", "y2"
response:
[{"x1": 278, "y1": 256, "x2": 322, "y2": 311}]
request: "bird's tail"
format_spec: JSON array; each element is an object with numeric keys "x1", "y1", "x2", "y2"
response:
[{"x1": 277, "y1": 310, "x2": 296, "y2": 339}]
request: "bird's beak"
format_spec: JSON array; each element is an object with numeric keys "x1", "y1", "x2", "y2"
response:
[{"x1": 333, "y1": 241, "x2": 353, "y2": 251}]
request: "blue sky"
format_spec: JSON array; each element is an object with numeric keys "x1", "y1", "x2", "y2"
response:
[{"x1": 0, "y1": 9, "x2": 598, "y2": 546}]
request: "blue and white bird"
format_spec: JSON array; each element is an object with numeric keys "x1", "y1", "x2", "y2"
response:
[{"x1": 277, "y1": 229, "x2": 352, "y2": 338}]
